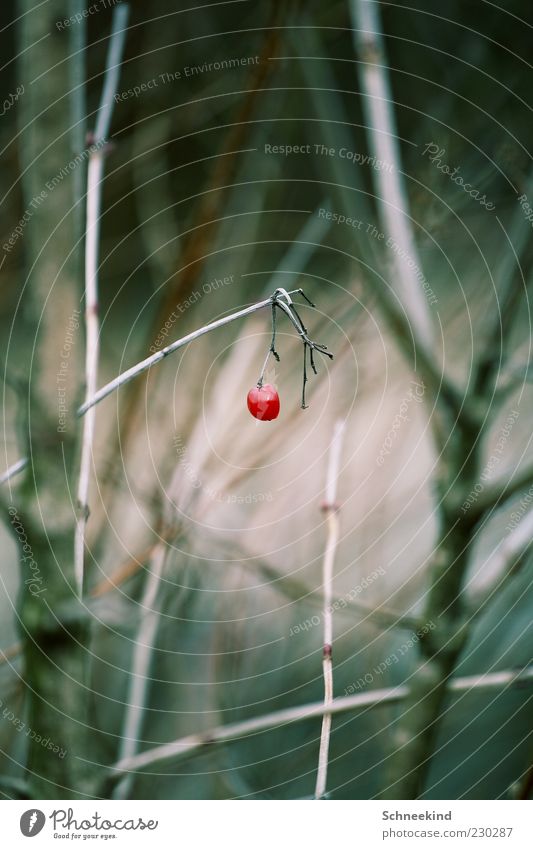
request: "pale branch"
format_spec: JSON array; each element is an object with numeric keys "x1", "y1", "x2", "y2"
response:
[
  {"x1": 0, "y1": 457, "x2": 28, "y2": 486},
  {"x1": 315, "y1": 419, "x2": 345, "y2": 800},
  {"x1": 114, "y1": 544, "x2": 167, "y2": 799},
  {"x1": 107, "y1": 666, "x2": 533, "y2": 780},
  {"x1": 77, "y1": 289, "x2": 313, "y2": 416},
  {"x1": 75, "y1": 146, "x2": 103, "y2": 595},
  {"x1": 75, "y1": 4, "x2": 129, "y2": 596},
  {"x1": 350, "y1": 0, "x2": 434, "y2": 351}
]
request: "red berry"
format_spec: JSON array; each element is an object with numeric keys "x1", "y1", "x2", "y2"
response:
[{"x1": 247, "y1": 383, "x2": 280, "y2": 421}]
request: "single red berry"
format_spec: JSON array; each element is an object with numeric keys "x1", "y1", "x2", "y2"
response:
[{"x1": 247, "y1": 383, "x2": 280, "y2": 421}]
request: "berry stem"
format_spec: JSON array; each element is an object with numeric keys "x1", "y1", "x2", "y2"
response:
[
  {"x1": 270, "y1": 302, "x2": 280, "y2": 362},
  {"x1": 302, "y1": 344, "x2": 309, "y2": 409}
]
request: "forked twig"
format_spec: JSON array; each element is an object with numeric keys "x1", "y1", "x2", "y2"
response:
[{"x1": 269, "y1": 289, "x2": 333, "y2": 408}]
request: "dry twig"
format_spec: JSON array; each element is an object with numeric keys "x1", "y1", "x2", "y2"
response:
[{"x1": 315, "y1": 420, "x2": 346, "y2": 799}]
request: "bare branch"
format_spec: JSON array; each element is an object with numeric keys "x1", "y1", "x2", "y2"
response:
[
  {"x1": 77, "y1": 290, "x2": 304, "y2": 416},
  {"x1": 315, "y1": 419, "x2": 345, "y2": 800},
  {"x1": 108, "y1": 666, "x2": 533, "y2": 780},
  {"x1": 75, "y1": 4, "x2": 129, "y2": 596},
  {"x1": 114, "y1": 544, "x2": 167, "y2": 799}
]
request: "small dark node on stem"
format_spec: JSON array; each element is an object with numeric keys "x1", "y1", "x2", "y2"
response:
[
  {"x1": 76, "y1": 501, "x2": 90, "y2": 521},
  {"x1": 320, "y1": 500, "x2": 340, "y2": 513},
  {"x1": 86, "y1": 132, "x2": 115, "y2": 157},
  {"x1": 361, "y1": 41, "x2": 382, "y2": 66},
  {"x1": 323, "y1": 643, "x2": 332, "y2": 659},
  {"x1": 296, "y1": 288, "x2": 316, "y2": 308},
  {"x1": 513, "y1": 667, "x2": 533, "y2": 690}
]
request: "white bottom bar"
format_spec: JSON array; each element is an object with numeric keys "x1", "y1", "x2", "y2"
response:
[{"x1": 1, "y1": 799, "x2": 531, "y2": 848}]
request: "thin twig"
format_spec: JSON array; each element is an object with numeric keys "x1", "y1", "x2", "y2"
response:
[
  {"x1": 315, "y1": 419, "x2": 345, "y2": 800},
  {"x1": 74, "y1": 5, "x2": 129, "y2": 596},
  {"x1": 0, "y1": 458, "x2": 28, "y2": 486},
  {"x1": 114, "y1": 544, "x2": 167, "y2": 799},
  {"x1": 107, "y1": 666, "x2": 533, "y2": 781}
]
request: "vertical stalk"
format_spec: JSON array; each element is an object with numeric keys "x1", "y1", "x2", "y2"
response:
[
  {"x1": 315, "y1": 420, "x2": 345, "y2": 799},
  {"x1": 75, "y1": 4, "x2": 129, "y2": 595},
  {"x1": 114, "y1": 545, "x2": 166, "y2": 799}
]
